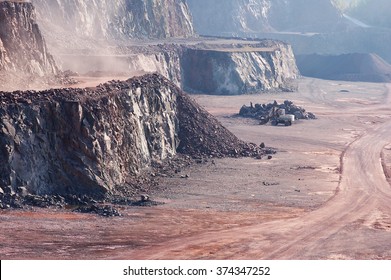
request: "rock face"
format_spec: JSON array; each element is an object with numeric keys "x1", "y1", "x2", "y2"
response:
[
  {"x1": 187, "y1": 0, "x2": 344, "y2": 36},
  {"x1": 0, "y1": 73, "x2": 264, "y2": 196},
  {"x1": 31, "y1": 0, "x2": 194, "y2": 42},
  {"x1": 0, "y1": 1, "x2": 57, "y2": 76},
  {"x1": 0, "y1": 74, "x2": 179, "y2": 195},
  {"x1": 60, "y1": 42, "x2": 300, "y2": 95},
  {"x1": 181, "y1": 41, "x2": 299, "y2": 94},
  {"x1": 187, "y1": 0, "x2": 272, "y2": 35}
]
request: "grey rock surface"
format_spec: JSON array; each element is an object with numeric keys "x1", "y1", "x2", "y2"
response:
[
  {"x1": 181, "y1": 41, "x2": 299, "y2": 94},
  {"x1": 31, "y1": 0, "x2": 194, "y2": 44},
  {"x1": 0, "y1": 1, "x2": 58, "y2": 76},
  {"x1": 0, "y1": 74, "x2": 179, "y2": 196}
]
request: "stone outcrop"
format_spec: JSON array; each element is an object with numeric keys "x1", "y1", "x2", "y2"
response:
[
  {"x1": 0, "y1": 1, "x2": 57, "y2": 76},
  {"x1": 61, "y1": 41, "x2": 300, "y2": 95},
  {"x1": 0, "y1": 73, "x2": 266, "y2": 196},
  {"x1": 181, "y1": 41, "x2": 299, "y2": 94},
  {"x1": 0, "y1": 74, "x2": 179, "y2": 195},
  {"x1": 31, "y1": 0, "x2": 194, "y2": 43},
  {"x1": 0, "y1": 37, "x2": 10, "y2": 69}
]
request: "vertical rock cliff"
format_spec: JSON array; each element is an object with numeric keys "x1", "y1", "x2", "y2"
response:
[
  {"x1": 31, "y1": 0, "x2": 194, "y2": 43},
  {"x1": 0, "y1": 1, "x2": 57, "y2": 76},
  {"x1": 0, "y1": 74, "x2": 179, "y2": 195},
  {"x1": 58, "y1": 42, "x2": 299, "y2": 95},
  {"x1": 181, "y1": 42, "x2": 299, "y2": 94}
]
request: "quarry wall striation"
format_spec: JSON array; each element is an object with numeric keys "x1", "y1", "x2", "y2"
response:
[{"x1": 0, "y1": 1, "x2": 58, "y2": 76}]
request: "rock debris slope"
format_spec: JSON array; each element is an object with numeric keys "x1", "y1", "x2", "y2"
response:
[
  {"x1": 0, "y1": 74, "x2": 264, "y2": 196},
  {"x1": 59, "y1": 42, "x2": 300, "y2": 95}
]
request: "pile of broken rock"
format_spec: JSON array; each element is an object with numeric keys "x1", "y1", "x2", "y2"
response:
[{"x1": 239, "y1": 100, "x2": 316, "y2": 123}]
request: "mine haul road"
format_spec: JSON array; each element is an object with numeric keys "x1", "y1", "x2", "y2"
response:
[
  {"x1": 129, "y1": 82, "x2": 391, "y2": 260},
  {"x1": 1, "y1": 78, "x2": 391, "y2": 260}
]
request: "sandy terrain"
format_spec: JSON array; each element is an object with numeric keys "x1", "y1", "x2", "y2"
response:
[{"x1": 1, "y1": 78, "x2": 391, "y2": 260}]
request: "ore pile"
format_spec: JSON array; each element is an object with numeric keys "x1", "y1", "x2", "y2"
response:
[
  {"x1": 239, "y1": 100, "x2": 316, "y2": 123},
  {"x1": 177, "y1": 93, "x2": 267, "y2": 158}
]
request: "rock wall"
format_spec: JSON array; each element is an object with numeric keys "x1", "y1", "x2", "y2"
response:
[
  {"x1": 187, "y1": 0, "x2": 272, "y2": 35},
  {"x1": 181, "y1": 42, "x2": 299, "y2": 94},
  {"x1": 0, "y1": 74, "x2": 179, "y2": 196},
  {"x1": 0, "y1": 1, "x2": 57, "y2": 76},
  {"x1": 0, "y1": 73, "x2": 265, "y2": 196},
  {"x1": 31, "y1": 0, "x2": 194, "y2": 43},
  {"x1": 127, "y1": 50, "x2": 183, "y2": 87},
  {"x1": 187, "y1": 0, "x2": 344, "y2": 36},
  {"x1": 0, "y1": 37, "x2": 10, "y2": 69},
  {"x1": 59, "y1": 42, "x2": 299, "y2": 95}
]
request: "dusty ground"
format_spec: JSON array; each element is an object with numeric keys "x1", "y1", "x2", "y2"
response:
[{"x1": 1, "y1": 78, "x2": 391, "y2": 260}]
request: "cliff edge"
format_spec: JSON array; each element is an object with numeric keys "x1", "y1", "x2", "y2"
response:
[
  {"x1": 0, "y1": 74, "x2": 264, "y2": 196},
  {"x1": 181, "y1": 41, "x2": 299, "y2": 94}
]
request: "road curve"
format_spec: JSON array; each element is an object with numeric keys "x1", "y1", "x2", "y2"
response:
[{"x1": 125, "y1": 83, "x2": 391, "y2": 260}]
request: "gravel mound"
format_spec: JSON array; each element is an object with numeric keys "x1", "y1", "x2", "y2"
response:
[
  {"x1": 177, "y1": 92, "x2": 266, "y2": 158},
  {"x1": 296, "y1": 53, "x2": 391, "y2": 82}
]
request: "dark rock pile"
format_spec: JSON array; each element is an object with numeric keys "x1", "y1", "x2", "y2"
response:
[
  {"x1": 239, "y1": 100, "x2": 316, "y2": 123},
  {"x1": 177, "y1": 92, "x2": 268, "y2": 158}
]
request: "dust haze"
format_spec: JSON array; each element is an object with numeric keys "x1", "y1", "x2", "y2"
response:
[{"x1": 1, "y1": 0, "x2": 391, "y2": 262}]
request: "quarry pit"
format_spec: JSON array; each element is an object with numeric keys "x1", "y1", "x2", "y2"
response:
[
  {"x1": 2, "y1": 0, "x2": 391, "y2": 262},
  {"x1": 2, "y1": 78, "x2": 391, "y2": 260}
]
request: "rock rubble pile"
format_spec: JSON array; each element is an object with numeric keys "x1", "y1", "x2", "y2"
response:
[
  {"x1": 177, "y1": 93, "x2": 268, "y2": 158},
  {"x1": 239, "y1": 100, "x2": 316, "y2": 123}
]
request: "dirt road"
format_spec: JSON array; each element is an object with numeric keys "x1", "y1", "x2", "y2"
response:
[
  {"x1": 1, "y1": 78, "x2": 391, "y2": 260},
  {"x1": 126, "y1": 81, "x2": 391, "y2": 260}
]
